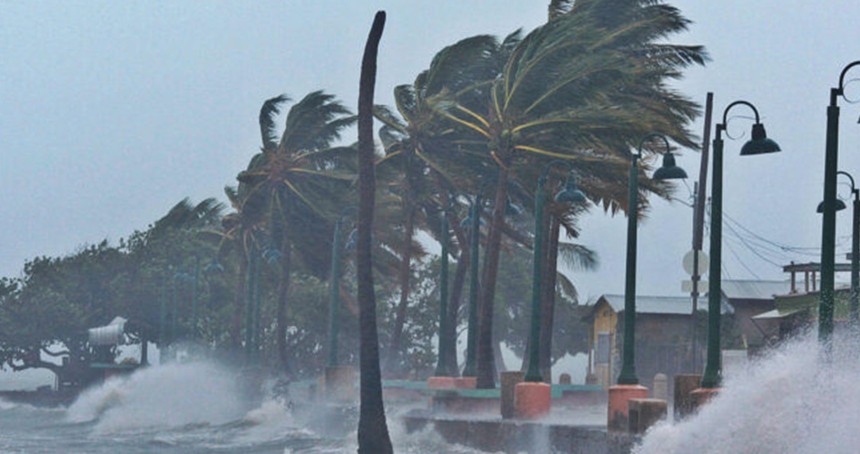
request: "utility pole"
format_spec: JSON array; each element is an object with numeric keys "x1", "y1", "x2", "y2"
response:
[{"x1": 690, "y1": 92, "x2": 713, "y2": 372}]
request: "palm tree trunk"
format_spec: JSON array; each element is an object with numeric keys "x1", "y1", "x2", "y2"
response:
[
  {"x1": 356, "y1": 11, "x2": 392, "y2": 454},
  {"x1": 276, "y1": 246, "x2": 292, "y2": 373},
  {"x1": 387, "y1": 202, "x2": 415, "y2": 375},
  {"x1": 539, "y1": 216, "x2": 560, "y2": 384},
  {"x1": 231, "y1": 253, "x2": 248, "y2": 350},
  {"x1": 476, "y1": 165, "x2": 509, "y2": 388}
]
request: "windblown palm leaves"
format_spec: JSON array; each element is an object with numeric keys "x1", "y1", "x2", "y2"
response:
[{"x1": 425, "y1": 0, "x2": 707, "y2": 387}]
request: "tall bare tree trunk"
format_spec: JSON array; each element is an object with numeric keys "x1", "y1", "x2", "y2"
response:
[
  {"x1": 356, "y1": 11, "x2": 392, "y2": 454},
  {"x1": 476, "y1": 165, "x2": 510, "y2": 388}
]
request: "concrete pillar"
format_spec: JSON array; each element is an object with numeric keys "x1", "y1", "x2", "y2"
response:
[
  {"x1": 559, "y1": 373, "x2": 572, "y2": 385},
  {"x1": 454, "y1": 377, "x2": 477, "y2": 389},
  {"x1": 673, "y1": 374, "x2": 702, "y2": 420},
  {"x1": 690, "y1": 387, "x2": 720, "y2": 410},
  {"x1": 628, "y1": 398, "x2": 668, "y2": 434},
  {"x1": 324, "y1": 365, "x2": 357, "y2": 402},
  {"x1": 500, "y1": 371, "x2": 524, "y2": 419},
  {"x1": 427, "y1": 376, "x2": 458, "y2": 389},
  {"x1": 607, "y1": 384, "x2": 648, "y2": 431},
  {"x1": 652, "y1": 373, "x2": 668, "y2": 401},
  {"x1": 514, "y1": 382, "x2": 551, "y2": 419}
]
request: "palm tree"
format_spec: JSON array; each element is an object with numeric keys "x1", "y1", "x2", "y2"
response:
[
  {"x1": 356, "y1": 11, "x2": 393, "y2": 454},
  {"x1": 434, "y1": 0, "x2": 706, "y2": 387},
  {"x1": 235, "y1": 90, "x2": 357, "y2": 370}
]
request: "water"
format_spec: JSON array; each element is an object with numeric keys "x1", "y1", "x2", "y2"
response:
[
  {"x1": 0, "y1": 361, "x2": 485, "y2": 453},
  {"x1": 636, "y1": 331, "x2": 860, "y2": 454}
]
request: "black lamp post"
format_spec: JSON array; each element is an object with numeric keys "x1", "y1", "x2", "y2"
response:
[
  {"x1": 524, "y1": 160, "x2": 586, "y2": 383},
  {"x1": 434, "y1": 200, "x2": 456, "y2": 377},
  {"x1": 819, "y1": 61, "x2": 860, "y2": 344},
  {"x1": 817, "y1": 171, "x2": 858, "y2": 324},
  {"x1": 616, "y1": 134, "x2": 688, "y2": 386},
  {"x1": 700, "y1": 101, "x2": 781, "y2": 389},
  {"x1": 461, "y1": 194, "x2": 482, "y2": 378}
]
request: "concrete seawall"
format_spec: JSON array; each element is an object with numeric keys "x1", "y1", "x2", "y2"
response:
[{"x1": 402, "y1": 410, "x2": 637, "y2": 454}]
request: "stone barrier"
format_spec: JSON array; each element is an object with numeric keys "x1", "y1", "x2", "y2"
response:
[
  {"x1": 500, "y1": 371, "x2": 524, "y2": 419},
  {"x1": 627, "y1": 398, "x2": 667, "y2": 434},
  {"x1": 673, "y1": 374, "x2": 701, "y2": 420}
]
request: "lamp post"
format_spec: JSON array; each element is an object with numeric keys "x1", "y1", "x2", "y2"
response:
[
  {"x1": 817, "y1": 171, "x2": 857, "y2": 324},
  {"x1": 327, "y1": 218, "x2": 346, "y2": 368},
  {"x1": 512, "y1": 160, "x2": 585, "y2": 419},
  {"x1": 524, "y1": 161, "x2": 587, "y2": 383},
  {"x1": 461, "y1": 195, "x2": 482, "y2": 378},
  {"x1": 434, "y1": 200, "x2": 456, "y2": 378},
  {"x1": 607, "y1": 134, "x2": 687, "y2": 431},
  {"x1": 819, "y1": 61, "x2": 860, "y2": 344},
  {"x1": 700, "y1": 101, "x2": 781, "y2": 391},
  {"x1": 616, "y1": 134, "x2": 688, "y2": 385}
]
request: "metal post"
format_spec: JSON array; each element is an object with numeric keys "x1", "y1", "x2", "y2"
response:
[
  {"x1": 617, "y1": 154, "x2": 640, "y2": 385},
  {"x1": 701, "y1": 126, "x2": 724, "y2": 389},
  {"x1": 327, "y1": 219, "x2": 343, "y2": 367},
  {"x1": 434, "y1": 207, "x2": 452, "y2": 376},
  {"x1": 462, "y1": 196, "x2": 481, "y2": 377},
  {"x1": 525, "y1": 176, "x2": 548, "y2": 383},
  {"x1": 191, "y1": 257, "x2": 199, "y2": 339},
  {"x1": 819, "y1": 89, "x2": 840, "y2": 344},
  {"x1": 852, "y1": 193, "x2": 860, "y2": 324}
]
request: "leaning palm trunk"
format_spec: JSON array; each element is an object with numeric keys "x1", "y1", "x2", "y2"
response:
[
  {"x1": 476, "y1": 165, "x2": 509, "y2": 388},
  {"x1": 539, "y1": 216, "x2": 561, "y2": 384},
  {"x1": 276, "y1": 246, "x2": 292, "y2": 373},
  {"x1": 356, "y1": 11, "x2": 393, "y2": 454}
]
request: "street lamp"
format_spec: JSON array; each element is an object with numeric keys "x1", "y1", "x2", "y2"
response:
[
  {"x1": 461, "y1": 194, "x2": 483, "y2": 379},
  {"x1": 819, "y1": 61, "x2": 860, "y2": 344},
  {"x1": 700, "y1": 101, "x2": 781, "y2": 390},
  {"x1": 524, "y1": 160, "x2": 587, "y2": 383},
  {"x1": 434, "y1": 200, "x2": 457, "y2": 377},
  {"x1": 817, "y1": 171, "x2": 858, "y2": 324},
  {"x1": 616, "y1": 134, "x2": 688, "y2": 386}
]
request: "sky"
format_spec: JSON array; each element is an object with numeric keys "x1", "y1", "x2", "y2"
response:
[{"x1": 2, "y1": 0, "x2": 860, "y2": 305}]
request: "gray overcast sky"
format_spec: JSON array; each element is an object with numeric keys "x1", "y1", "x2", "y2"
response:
[{"x1": 2, "y1": 1, "x2": 860, "y2": 303}]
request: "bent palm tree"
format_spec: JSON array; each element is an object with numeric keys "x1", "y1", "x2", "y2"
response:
[{"x1": 434, "y1": 0, "x2": 706, "y2": 387}]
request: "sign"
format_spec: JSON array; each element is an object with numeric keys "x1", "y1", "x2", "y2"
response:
[{"x1": 683, "y1": 249, "x2": 709, "y2": 276}]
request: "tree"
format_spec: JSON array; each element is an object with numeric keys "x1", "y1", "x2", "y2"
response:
[
  {"x1": 229, "y1": 90, "x2": 356, "y2": 370},
  {"x1": 434, "y1": 0, "x2": 706, "y2": 388},
  {"x1": 356, "y1": 11, "x2": 393, "y2": 454}
]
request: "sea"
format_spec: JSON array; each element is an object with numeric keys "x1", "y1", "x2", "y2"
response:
[{"x1": 0, "y1": 361, "x2": 483, "y2": 454}]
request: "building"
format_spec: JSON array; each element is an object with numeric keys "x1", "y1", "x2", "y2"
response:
[{"x1": 585, "y1": 294, "x2": 732, "y2": 391}]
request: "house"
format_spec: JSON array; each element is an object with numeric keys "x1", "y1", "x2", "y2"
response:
[
  {"x1": 718, "y1": 280, "x2": 792, "y2": 349},
  {"x1": 584, "y1": 294, "x2": 732, "y2": 391}
]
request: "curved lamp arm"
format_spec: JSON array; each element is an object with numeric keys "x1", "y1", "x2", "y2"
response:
[
  {"x1": 837, "y1": 61, "x2": 860, "y2": 98},
  {"x1": 837, "y1": 170, "x2": 858, "y2": 198},
  {"x1": 721, "y1": 100, "x2": 761, "y2": 127},
  {"x1": 636, "y1": 133, "x2": 672, "y2": 157}
]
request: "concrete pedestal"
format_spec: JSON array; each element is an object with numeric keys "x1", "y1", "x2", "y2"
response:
[
  {"x1": 427, "y1": 376, "x2": 458, "y2": 389},
  {"x1": 324, "y1": 365, "x2": 356, "y2": 402},
  {"x1": 454, "y1": 377, "x2": 477, "y2": 389},
  {"x1": 673, "y1": 374, "x2": 702, "y2": 420},
  {"x1": 628, "y1": 398, "x2": 667, "y2": 434},
  {"x1": 514, "y1": 382, "x2": 551, "y2": 419},
  {"x1": 607, "y1": 384, "x2": 648, "y2": 431},
  {"x1": 690, "y1": 387, "x2": 720, "y2": 410},
  {"x1": 500, "y1": 371, "x2": 524, "y2": 419}
]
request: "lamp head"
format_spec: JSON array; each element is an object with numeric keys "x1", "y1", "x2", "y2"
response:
[
  {"x1": 203, "y1": 260, "x2": 225, "y2": 275},
  {"x1": 816, "y1": 199, "x2": 848, "y2": 213},
  {"x1": 740, "y1": 123, "x2": 781, "y2": 156},
  {"x1": 652, "y1": 152, "x2": 687, "y2": 180},
  {"x1": 554, "y1": 177, "x2": 587, "y2": 204}
]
